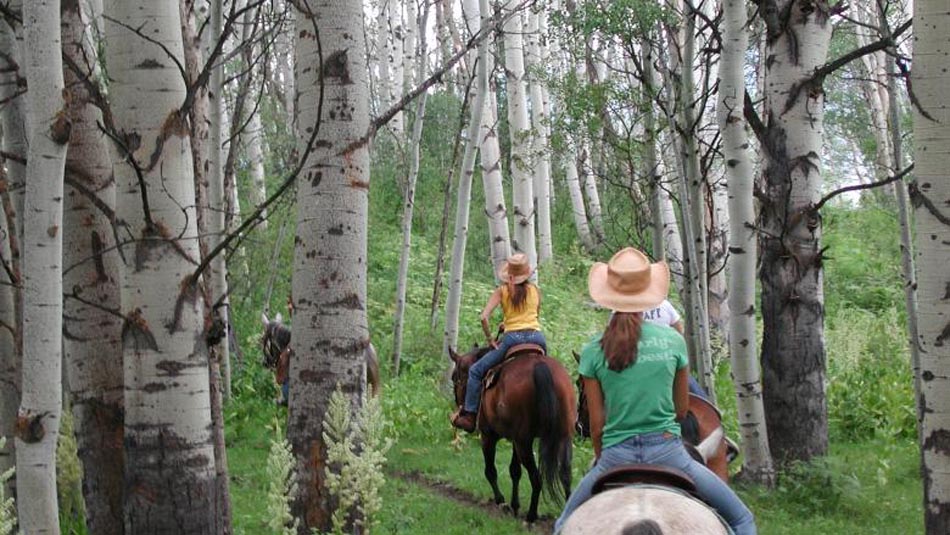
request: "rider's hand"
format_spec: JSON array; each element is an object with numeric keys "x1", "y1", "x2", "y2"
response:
[{"x1": 488, "y1": 339, "x2": 500, "y2": 349}]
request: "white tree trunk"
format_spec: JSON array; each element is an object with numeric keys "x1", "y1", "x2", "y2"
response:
[
  {"x1": 758, "y1": 0, "x2": 832, "y2": 464},
  {"x1": 443, "y1": 0, "x2": 488, "y2": 355},
  {"x1": 16, "y1": 2, "x2": 67, "y2": 531},
  {"x1": 208, "y1": 0, "x2": 231, "y2": 402},
  {"x1": 290, "y1": 1, "x2": 371, "y2": 530},
  {"x1": 402, "y1": 0, "x2": 417, "y2": 99},
  {"x1": 61, "y1": 0, "x2": 125, "y2": 530},
  {"x1": 855, "y1": 0, "x2": 893, "y2": 200},
  {"x1": 481, "y1": 89, "x2": 512, "y2": 275},
  {"x1": 246, "y1": 110, "x2": 268, "y2": 230},
  {"x1": 579, "y1": 141, "x2": 605, "y2": 243},
  {"x1": 565, "y1": 143, "x2": 595, "y2": 253},
  {"x1": 501, "y1": 1, "x2": 537, "y2": 268},
  {"x1": 707, "y1": 179, "x2": 731, "y2": 334},
  {"x1": 392, "y1": 1, "x2": 430, "y2": 376},
  {"x1": 884, "y1": 22, "x2": 922, "y2": 441},
  {"x1": 525, "y1": 6, "x2": 552, "y2": 263},
  {"x1": 376, "y1": 0, "x2": 394, "y2": 133},
  {"x1": 104, "y1": 0, "x2": 218, "y2": 529},
  {"x1": 278, "y1": 0, "x2": 296, "y2": 128},
  {"x1": 389, "y1": 0, "x2": 405, "y2": 133},
  {"x1": 0, "y1": 1, "x2": 23, "y2": 501},
  {"x1": 0, "y1": 0, "x2": 26, "y2": 256},
  {"x1": 719, "y1": 0, "x2": 774, "y2": 485},
  {"x1": 911, "y1": 1, "x2": 950, "y2": 530}
]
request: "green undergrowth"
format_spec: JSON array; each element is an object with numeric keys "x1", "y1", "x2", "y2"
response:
[{"x1": 222, "y1": 109, "x2": 922, "y2": 533}]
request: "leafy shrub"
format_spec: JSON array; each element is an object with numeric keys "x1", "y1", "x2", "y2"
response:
[
  {"x1": 57, "y1": 409, "x2": 86, "y2": 532},
  {"x1": 773, "y1": 457, "x2": 862, "y2": 516},
  {"x1": 826, "y1": 308, "x2": 916, "y2": 441}
]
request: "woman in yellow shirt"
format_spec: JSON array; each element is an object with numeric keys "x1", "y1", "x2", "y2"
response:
[{"x1": 452, "y1": 253, "x2": 546, "y2": 432}]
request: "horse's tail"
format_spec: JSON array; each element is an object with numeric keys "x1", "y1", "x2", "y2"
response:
[{"x1": 533, "y1": 361, "x2": 571, "y2": 505}]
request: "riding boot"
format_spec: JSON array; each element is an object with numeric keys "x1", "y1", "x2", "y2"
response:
[{"x1": 451, "y1": 409, "x2": 477, "y2": 433}]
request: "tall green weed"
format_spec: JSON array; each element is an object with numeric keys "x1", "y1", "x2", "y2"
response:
[{"x1": 826, "y1": 307, "x2": 916, "y2": 441}]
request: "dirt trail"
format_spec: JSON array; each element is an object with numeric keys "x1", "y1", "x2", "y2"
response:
[{"x1": 390, "y1": 469, "x2": 557, "y2": 533}]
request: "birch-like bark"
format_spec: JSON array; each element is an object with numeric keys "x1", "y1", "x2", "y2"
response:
[
  {"x1": 576, "y1": 56, "x2": 605, "y2": 244},
  {"x1": 208, "y1": 0, "x2": 231, "y2": 402},
  {"x1": 104, "y1": 0, "x2": 218, "y2": 530},
  {"x1": 246, "y1": 111, "x2": 268, "y2": 230},
  {"x1": 911, "y1": 1, "x2": 950, "y2": 530},
  {"x1": 758, "y1": 0, "x2": 832, "y2": 464},
  {"x1": 290, "y1": 1, "x2": 371, "y2": 530},
  {"x1": 389, "y1": 0, "x2": 405, "y2": 134},
  {"x1": 443, "y1": 0, "x2": 488, "y2": 355},
  {"x1": 376, "y1": 0, "x2": 395, "y2": 135},
  {"x1": 402, "y1": 0, "x2": 417, "y2": 99},
  {"x1": 659, "y1": 25, "x2": 713, "y2": 398},
  {"x1": 481, "y1": 87, "x2": 512, "y2": 275},
  {"x1": 0, "y1": 2, "x2": 26, "y2": 388},
  {"x1": 0, "y1": 1, "x2": 23, "y2": 499},
  {"x1": 0, "y1": 0, "x2": 26, "y2": 257},
  {"x1": 525, "y1": 6, "x2": 552, "y2": 263},
  {"x1": 500, "y1": 0, "x2": 537, "y2": 268},
  {"x1": 61, "y1": 0, "x2": 125, "y2": 530},
  {"x1": 719, "y1": 0, "x2": 774, "y2": 485},
  {"x1": 392, "y1": 2, "x2": 430, "y2": 376},
  {"x1": 855, "y1": 0, "x2": 893, "y2": 203},
  {"x1": 16, "y1": 1, "x2": 67, "y2": 531},
  {"x1": 179, "y1": 5, "x2": 233, "y2": 530},
  {"x1": 883, "y1": 16, "x2": 922, "y2": 439},
  {"x1": 0, "y1": 170, "x2": 14, "y2": 500},
  {"x1": 565, "y1": 143, "x2": 594, "y2": 253},
  {"x1": 277, "y1": 0, "x2": 296, "y2": 127}
]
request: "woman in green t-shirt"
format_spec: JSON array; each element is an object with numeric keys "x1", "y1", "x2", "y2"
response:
[{"x1": 554, "y1": 248, "x2": 755, "y2": 535}]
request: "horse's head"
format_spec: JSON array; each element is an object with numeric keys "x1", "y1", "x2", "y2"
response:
[
  {"x1": 448, "y1": 344, "x2": 491, "y2": 408},
  {"x1": 261, "y1": 312, "x2": 291, "y2": 369},
  {"x1": 573, "y1": 350, "x2": 591, "y2": 438}
]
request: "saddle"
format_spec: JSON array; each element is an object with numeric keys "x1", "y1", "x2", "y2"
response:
[
  {"x1": 592, "y1": 464, "x2": 697, "y2": 496},
  {"x1": 482, "y1": 343, "x2": 546, "y2": 391}
]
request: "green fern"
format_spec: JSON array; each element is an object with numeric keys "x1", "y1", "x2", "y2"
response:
[
  {"x1": 0, "y1": 437, "x2": 16, "y2": 535},
  {"x1": 266, "y1": 421, "x2": 299, "y2": 535},
  {"x1": 323, "y1": 387, "x2": 392, "y2": 534}
]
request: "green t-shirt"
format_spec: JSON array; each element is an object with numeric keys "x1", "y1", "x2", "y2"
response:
[{"x1": 579, "y1": 322, "x2": 689, "y2": 448}]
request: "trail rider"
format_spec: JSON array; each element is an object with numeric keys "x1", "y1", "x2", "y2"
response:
[
  {"x1": 554, "y1": 247, "x2": 756, "y2": 534},
  {"x1": 451, "y1": 253, "x2": 547, "y2": 433}
]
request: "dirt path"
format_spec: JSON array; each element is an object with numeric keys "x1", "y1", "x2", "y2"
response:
[{"x1": 390, "y1": 469, "x2": 556, "y2": 534}]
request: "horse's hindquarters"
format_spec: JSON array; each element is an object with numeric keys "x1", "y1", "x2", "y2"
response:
[{"x1": 561, "y1": 486, "x2": 729, "y2": 535}]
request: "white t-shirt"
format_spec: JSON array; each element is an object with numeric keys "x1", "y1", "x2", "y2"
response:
[{"x1": 642, "y1": 300, "x2": 682, "y2": 327}]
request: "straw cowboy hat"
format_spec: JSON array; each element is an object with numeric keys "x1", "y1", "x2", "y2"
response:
[
  {"x1": 498, "y1": 253, "x2": 534, "y2": 284},
  {"x1": 588, "y1": 248, "x2": 669, "y2": 313}
]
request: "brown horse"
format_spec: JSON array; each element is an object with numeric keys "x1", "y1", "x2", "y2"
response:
[
  {"x1": 261, "y1": 313, "x2": 380, "y2": 398},
  {"x1": 573, "y1": 351, "x2": 731, "y2": 482},
  {"x1": 449, "y1": 345, "x2": 576, "y2": 523}
]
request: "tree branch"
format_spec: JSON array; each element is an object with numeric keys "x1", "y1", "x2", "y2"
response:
[{"x1": 813, "y1": 163, "x2": 914, "y2": 212}]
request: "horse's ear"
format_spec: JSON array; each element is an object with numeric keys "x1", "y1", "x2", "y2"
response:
[
  {"x1": 262, "y1": 313, "x2": 270, "y2": 326},
  {"x1": 572, "y1": 350, "x2": 581, "y2": 363},
  {"x1": 448, "y1": 347, "x2": 459, "y2": 363},
  {"x1": 275, "y1": 312, "x2": 283, "y2": 323}
]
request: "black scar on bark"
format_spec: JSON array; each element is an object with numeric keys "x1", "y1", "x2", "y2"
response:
[{"x1": 323, "y1": 50, "x2": 352, "y2": 85}]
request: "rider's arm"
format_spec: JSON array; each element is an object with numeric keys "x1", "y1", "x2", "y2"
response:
[
  {"x1": 480, "y1": 288, "x2": 503, "y2": 343},
  {"x1": 671, "y1": 320, "x2": 685, "y2": 335},
  {"x1": 584, "y1": 376, "x2": 606, "y2": 460},
  {"x1": 673, "y1": 366, "x2": 690, "y2": 420}
]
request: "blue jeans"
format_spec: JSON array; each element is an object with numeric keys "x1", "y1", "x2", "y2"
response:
[
  {"x1": 462, "y1": 330, "x2": 546, "y2": 413},
  {"x1": 281, "y1": 380, "x2": 289, "y2": 401},
  {"x1": 689, "y1": 376, "x2": 708, "y2": 399},
  {"x1": 554, "y1": 432, "x2": 756, "y2": 535}
]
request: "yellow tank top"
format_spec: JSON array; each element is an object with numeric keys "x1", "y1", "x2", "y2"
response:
[{"x1": 500, "y1": 284, "x2": 541, "y2": 332}]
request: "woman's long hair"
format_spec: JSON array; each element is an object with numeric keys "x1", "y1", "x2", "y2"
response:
[
  {"x1": 601, "y1": 312, "x2": 643, "y2": 371},
  {"x1": 506, "y1": 280, "x2": 533, "y2": 311}
]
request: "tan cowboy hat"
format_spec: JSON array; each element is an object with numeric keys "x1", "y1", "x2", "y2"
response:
[
  {"x1": 588, "y1": 248, "x2": 669, "y2": 312},
  {"x1": 498, "y1": 253, "x2": 534, "y2": 284}
]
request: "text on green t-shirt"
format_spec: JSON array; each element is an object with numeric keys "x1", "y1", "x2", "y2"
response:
[{"x1": 578, "y1": 322, "x2": 689, "y2": 449}]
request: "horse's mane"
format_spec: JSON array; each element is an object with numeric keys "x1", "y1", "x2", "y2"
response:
[
  {"x1": 470, "y1": 345, "x2": 493, "y2": 361},
  {"x1": 266, "y1": 321, "x2": 292, "y2": 349}
]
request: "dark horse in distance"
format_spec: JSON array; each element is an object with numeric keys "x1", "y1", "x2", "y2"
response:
[
  {"x1": 450, "y1": 344, "x2": 576, "y2": 522},
  {"x1": 261, "y1": 313, "x2": 380, "y2": 399}
]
